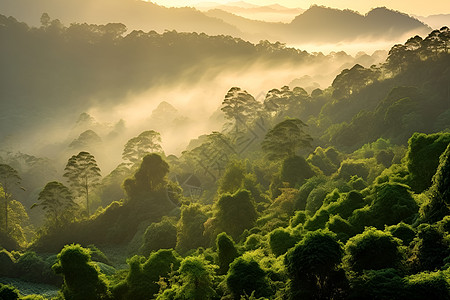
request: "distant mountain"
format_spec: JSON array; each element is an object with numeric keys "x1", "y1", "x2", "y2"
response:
[
  {"x1": 206, "y1": 5, "x2": 431, "y2": 43},
  {"x1": 0, "y1": 0, "x2": 243, "y2": 36},
  {"x1": 0, "y1": 0, "x2": 431, "y2": 45},
  {"x1": 287, "y1": 6, "x2": 431, "y2": 42},
  {"x1": 197, "y1": 2, "x2": 303, "y2": 22},
  {"x1": 415, "y1": 14, "x2": 450, "y2": 29}
]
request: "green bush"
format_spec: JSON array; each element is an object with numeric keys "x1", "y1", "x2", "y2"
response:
[
  {"x1": 52, "y1": 244, "x2": 110, "y2": 300},
  {"x1": 268, "y1": 228, "x2": 298, "y2": 256},
  {"x1": 406, "y1": 132, "x2": 450, "y2": 193},
  {"x1": 0, "y1": 283, "x2": 19, "y2": 300},
  {"x1": 385, "y1": 222, "x2": 416, "y2": 246},
  {"x1": 348, "y1": 268, "x2": 406, "y2": 300},
  {"x1": 120, "y1": 249, "x2": 181, "y2": 300},
  {"x1": 344, "y1": 228, "x2": 403, "y2": 272},
  {"x1": 216, "y1": 233, "x2": 239, "y2": 275},
  {"x1": 0, "y1": 250, "x2": 15, "y2": 277},
  {"x1": 285, "y1": 230, "x2": 346, "y2": 300},
  {"x1": 227, "y1": 257, "x2": 271, "y2": 300},
  {"x1": 140, "y1": 218, "x2": 177, "y2": 256}
]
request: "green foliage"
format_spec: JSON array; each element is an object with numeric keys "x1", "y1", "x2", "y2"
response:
[
  {"x1": 326, "y1": 215, "x2": 355, "y2": 242},
  {"x1": 349, "y1": 182, "x2": 418, "y2": 230},
  {"x1": 216, "y1": 232, "x2": 239, "y2": 275},
  {"x1": 307, "y1": 146, "x2": 341, "y2": 176},
  {"x1": 285, "y1": 230, "x2": 346, "y2": 299},
  {"x1": 290, "y1": 211, "x2": 307, "y2": 228},
  {"x1": 177, "y1": 256, "x2": 217, "y2": 300},
  {"x1": 344, "y1": 228, "x2": 403, "y2": 272},
  {"x1": 124, "y1": 153, "x2": 170, "y2": 198},
  {"x1": 268, "y1": 228, "x2": 298, "y2": 256},
  {"x1": 140, "y1": 218, "x2": 177, "y2": 256},
  {"x1": 0, "y1": 283, "x2": 19, "y2": 300},
  {"x1": 123, "y1": 249, "x2": 181, "y2": 300},
  {"x1": 227, "y1": 257, "x2": 271, "y2": 299},
  {"x1": 409, "y1": 224, "x2": 450, "y2": 272},
  {"x1": 294, "y1": 175, "x2": 327, "y2": 210},
  {"x1": 406, "y1": 269, "x2": 450, "y2": 300},
  {"x1": 214, "y1": 190, "x2": 257, "y2": 241},
  {"x1": 244, "y1": 234, "x2": 264, "y2": 251},
  {"x1": 334, "y1": 159, "x2": 370, "y2": 181},
  {"x1": 52, "y1": 244, "x2": 110, "y2": 300},
  {"x1": 421, "y1": 143, "x2": 450, "y2": 223},
  {"x1": 348, "y1": 268, "x2": 407, "y2": 300},
  {"x1": 280, "y1": 155, "x2": 316, "y2": 188},
  {"x1": 15, "y1": 251, "x2": 59, "y2": 284},
  {"x1": 218, "y1": 160, "x2": 246, "y2": 195},
  {"x1": 406, "y1": 132, "x2": 450, "y2": 193},
  {"x1": 176, "y1": 204, "x2": 208, "y2": 254},
  {"x1": 0, "y1": 249, "x2": 15, "y2": 277},
  {"x1": 261, "y1": 118, "x2": 312, "y2": 161},
  {"x1": 0, "y1": 164, "x2": 22, "y2": 235},
  {"x1": 385, "y1": 222, "x2": 416, "y2": 245},
  {"x1": 304, "y1": 209, "x2": 331, "y2": 231}
]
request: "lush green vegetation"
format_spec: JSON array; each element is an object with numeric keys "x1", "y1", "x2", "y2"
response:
[{"x1": 0, "y1": 17, "x2": 449, "y2": 300}]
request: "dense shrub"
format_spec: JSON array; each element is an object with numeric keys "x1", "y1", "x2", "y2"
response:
[
  {"x1": 52, "y1": 244, "x2": 110, "y2": 300},
  {"x1": 227, "y1": 257, "x2": 272, "y2": 299},
  {"x1": 344, "y1": 228, "x2": 403, "y2": 272},
  {"x1": 140, "y1": 218, "x2": 177, "y2": 256}
]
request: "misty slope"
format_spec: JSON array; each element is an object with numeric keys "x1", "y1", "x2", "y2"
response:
[
  {"x1": 0, "y1": 13, "x2": 386, "y2": 157},
  {"x1": 0, "y1": 0, "x2": 242, "y2": 36},
  {"x1": 207, "y1": 6, "x2": 431, "y2": 44},
  {"x1": 416, "y1": 14, "x2": 450, "y2": 29},
  {"x1": 196, "y1": 2, "x2": 304, "y2": 23}
]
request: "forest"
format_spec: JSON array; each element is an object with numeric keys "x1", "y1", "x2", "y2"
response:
[{"x1": 0, "y1": 9, "x2": 450, "y2": 300}]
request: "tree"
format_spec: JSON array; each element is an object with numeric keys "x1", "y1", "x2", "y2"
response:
[
  {"x1": 226, "y1": 257, "x2": 271, "y2": 299},
  {"x1": 63, "y1": 152, "x2": 101, "y2": 217},
  {"x1": 214, "y1": 190, "x2": 257, "y2": 241},
  {"x1": 216, "y1": 232, "x2": 239, "y2": 275},
  {"x1": 52, "y1": 244, "x2": 109, "y2": 300},
  {"x1": 285, "y1": 230, "x2": 347, "y2": 300},
  {"x1": 421, "y1": 143, "x2": 450, "y2": 223},
  {"x1": 123, "y1": 249, "x2": 181, "y2": 300},
  {"x1": 122, "y1": 130, "x2": 163, "y2": 165},
  {"x1": 261, "y1": 118, "x2": 312, "y2": 160},
  {"x1": 221, "y1": 87, "x2": 261, "y2": 133},
  {"x1": 140, "y1": 218, "x2": 177, "y2": 256},
  {"x1": 176, "y1": 204, "x2": 208, "y2": 254},
  {"x1": 176, "y1": 256, "x2": 217, "y2": 300},
  {"x1": 31, "y1": 181, "x2": 78, "y2": 227},
  {"x1": 344, "y1": 228, "x2": 403, "y2": 273},
  {"x1": 123, "y1": 153, "x2": 169, "y2": 200},
  {"x1": 280, "y1": 155, "x2": 315, "y2": 188},
  {"x1": 0, "y1": 164, "x2": 22, "y2": 233}
]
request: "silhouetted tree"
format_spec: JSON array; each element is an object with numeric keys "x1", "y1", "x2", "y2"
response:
[
  {"x1": 262, "y1": 118, "x2": 312, "y2": 160},
  {"x1": 0, "y1": 164, "x2": 22, "y2": 233},
  {"x1": 64, "y1": 152, "x2": 101, "y2": 217},
  {"x1": 122, "y1": 130, "x2": 163, "y2": 165},
  {"x1": 221, "y1": 87, "x2": 261, "y2": 133},
  {"x1": 31, "y1": 181, "x2": 78, "y2": 227}
]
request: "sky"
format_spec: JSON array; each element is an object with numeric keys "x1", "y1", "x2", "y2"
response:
[{"x1": 151, "y1": 0, "x2": 450, "y2": 16}]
